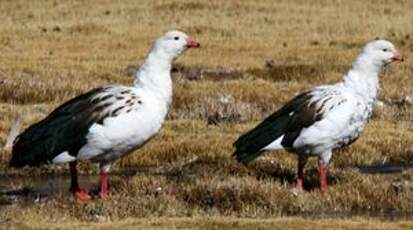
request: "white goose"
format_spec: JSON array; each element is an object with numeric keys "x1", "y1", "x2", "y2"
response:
[
  {"x1": 233, "y1": 39, "x2": 403, "y2": 192},
  {"x1": 10, "y1": 30, "x2": 200, "y2": 200}
]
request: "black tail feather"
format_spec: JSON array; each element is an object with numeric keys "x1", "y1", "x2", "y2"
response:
[
  {"x1": 232, "y1": 91, "x2": 315, "y2": 164},
  {"x1": 9, "y1": 150, "x2": 37, "y2": 168},
  {"x1": 9, "y1": 87, "x2": 108, "y2": 168},
  {"x1": 10, "y1": 132, "x2": 55, "y2": 168},
  {"x1": 232, "y1": 113, "x2": 291, "y2": 164}
]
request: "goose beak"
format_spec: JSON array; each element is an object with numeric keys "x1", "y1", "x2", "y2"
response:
[
  {"x1": 392, "y1": 50, "x2": 404, "y2": 62},
  {"x1": 186, "y1": 37, "x2": 200, "y2": 48}
]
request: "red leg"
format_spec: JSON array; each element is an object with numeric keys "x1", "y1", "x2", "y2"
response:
[
  {"x1": 318, "y1": 160, "x2": 328, "y2": 192},
  {"x1": 99, "y1": 164, "x2": 111, "y2": 199},
  {"x1": 99, "y1": 171, "x2": 110, "y2": 198},
  {"x1": 295, "y1": 156, "x2": 307, "y2": 191},
  {"x1": 69, "y1": 161, "x2": 92, "y2": 201}
]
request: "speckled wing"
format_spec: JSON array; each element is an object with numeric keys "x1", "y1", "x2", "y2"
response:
[
  {"x1": 233, "y1": 87, "x2": 345, "y2": 163},
  {"x1": 290, "y1": 89, "x2": 361, "y2": 152},
  {"x1": 10, "y1": 86, "x2": 141, "y2": 167},
  {"x1": 281, "y1": 87, "x2": 349, "y2": 148}
]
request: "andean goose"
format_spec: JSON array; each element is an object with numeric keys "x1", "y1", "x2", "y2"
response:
[
  {"x1": 233, "y1": 39, "x2": 403, "y2": 192},
  {"x1": 10, "y1": 30, "x2": 200, "y2": 200}
]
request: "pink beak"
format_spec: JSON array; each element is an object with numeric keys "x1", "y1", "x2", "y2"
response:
[
  {"x1": 392, "y1": 50, "x2": 404, "y2": 62},
  {"x1": 186, "y1": 37, "x2": 200, "y2": 48}
]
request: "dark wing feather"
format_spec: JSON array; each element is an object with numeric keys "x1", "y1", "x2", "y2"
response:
[
  {"x1": 10, "y1": 86, "x2": 115, "y2": 167},
  {"x1": 233, "y1": 90, "x2": 325, "y2": 164}
]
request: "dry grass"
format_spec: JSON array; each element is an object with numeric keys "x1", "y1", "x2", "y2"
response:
[
  {"x1": 4, "y1": 217, "x2": 413, "y2": 230},
  {"x1": 1, "y1": 0, "x2": 413, "y2": 228}
]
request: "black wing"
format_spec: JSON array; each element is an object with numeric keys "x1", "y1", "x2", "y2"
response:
[
  {"x1": 9, "y1": 86, "x2": 127, "y2": 167},
  {"x1": 233, "y1": 90, "x2": 325, "y2": 163}
]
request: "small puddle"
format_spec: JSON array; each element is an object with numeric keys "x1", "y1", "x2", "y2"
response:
[
  {"x1": 0, "y1": 174, "x2": 124, "y2": 205},
  {"x1": 1, "y1": 165, "x2": 413, "y2": 221},
  {"x1": 297, "y1": 210, "x2": 413, "y2": 221},
  {"x1": 356, "y1": 164, "x2": 413, "y2": 174},
  {"x1": 0, "y1": 169, "x2": 152, "y2": 205}
]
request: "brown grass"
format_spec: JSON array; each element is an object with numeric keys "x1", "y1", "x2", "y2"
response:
[
  {"x1": 1, "y1": 0, "x2": 413, "y2": 228},
  {"x1": 4, "y1": 217, "x2": 413, "y2": 230}
]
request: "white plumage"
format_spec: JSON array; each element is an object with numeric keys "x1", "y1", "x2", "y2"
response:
[
  {"x1": 11, "y1": 30, "x2": 200, "y2": 200},
  {"x1": 233, "y1": 39, "x2": 403, "y2": 191},
  {"x1": 263, "y1": 85, "x2": 369, "y2": 163},
  {"x1": 73, "y1": 85, "x2": 169, "y2": 164}
]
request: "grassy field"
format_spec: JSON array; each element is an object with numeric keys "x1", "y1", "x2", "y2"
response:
[
  {"x1": 1, "y1": 0, "x2": 413, "y2": 228},
  {"x1": 5, "y1": 217, "x2": 413, "y2": 230}
]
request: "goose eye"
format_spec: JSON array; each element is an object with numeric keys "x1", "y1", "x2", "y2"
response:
[
  {"x1": 382, "y1": 48, "x2": 388, "y2": 52},
  {"x1": 174, "y1": 36, "x2": 179, "y2": 40}
]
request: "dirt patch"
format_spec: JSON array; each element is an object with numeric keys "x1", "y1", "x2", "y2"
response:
[
  {"x1": 171, "y1": 64, "x2": 242, "y2": 81},
  {"x1": 249, "y1": 64, "x2": 323, "y2": 82},
  {"x1": 171, "y1": 63, "x2": 345, "y2": 83},
  {"x1": 154, "y1": 2, "x2": 209, "y2": 11},
  {"x1": 248, "y1": 60, "x2": 346, "y2": 82}
]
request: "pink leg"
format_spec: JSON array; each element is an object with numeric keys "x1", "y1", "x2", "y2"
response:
[
  {"x1": 99, "y1": 164, "x2": 111, "y2": 199},
  {"x1": 69, "y1": 161, "x2": 92, "y2": 201},
  {"x1": 318, "y1": 160, "x2": 328, "y2": 192},
  {"x1": 295, "y1": 156, "x2": 307, "y2": 191}
]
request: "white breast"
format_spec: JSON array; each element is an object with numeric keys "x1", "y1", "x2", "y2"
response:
[
  {"x1": 77, "y1": 91, "x2": 168, "y2": 162},
  {"x1": 293, "y1": 91, "x2": 369, "y2": 155}
]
